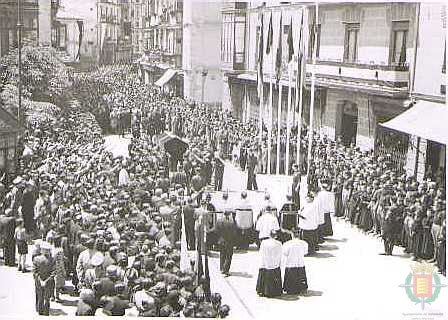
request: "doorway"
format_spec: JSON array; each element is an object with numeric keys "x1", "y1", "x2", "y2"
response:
[{"x1": 340, "y1": 102, "x2": 358, "y2": 146}]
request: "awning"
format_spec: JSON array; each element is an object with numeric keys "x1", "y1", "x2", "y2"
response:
[
  {"x1": 155, "y1": 69, "x2": 177, "y2": 87},
  {"x1": 380, "y1": 100, "x2": 448, "y2": 144}
]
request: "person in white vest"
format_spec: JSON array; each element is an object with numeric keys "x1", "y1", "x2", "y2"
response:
[
  {"x1": 282, "y1": 231, "x2": 309, "y2": 295},
  {"x1": 255, "y1": 206, "x2": 280, "y2": 248},
  {"x1": 315, "y1": 179, "x2": 335, "y2": 243},
  {"x1": 118, "y1": 160, "x2": 130, "y2": 187},
  {"x1": 299, "y1": 193, "x2": 320, "y2": 254},
  {"x1": 256, "y1": 230, "x2": 283, "y2": 297}
]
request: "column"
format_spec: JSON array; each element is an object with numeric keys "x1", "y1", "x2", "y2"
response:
[{"x1": 356, "y1": 95, "x2": 376, "y2": 151}]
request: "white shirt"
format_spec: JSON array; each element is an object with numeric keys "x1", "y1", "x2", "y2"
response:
[
  {"x1": 118, "y1": 168, "x2": 130, "y2": 186},
  {"x1": 315, "y1": 190, "x2": 335, "y2": 225},
  {"x1": 283, "y1": 239, "x2": 308, "y2": 268},
  {"x1": 299, "y1": 200, "x2": 319, "y2": 231},
  {"x1": 256, "y1": 213, "x2": 280, "y2": 239},
  {"x1": 259, "y1": 238, "x2": 282, "y2": 269}
]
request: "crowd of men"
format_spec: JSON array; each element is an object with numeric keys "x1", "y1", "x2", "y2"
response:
[
  {"x1": 0, "y1": 98, "x2": 232, "y2": 317},
  {"x1": 0, "y1": 65, "x2": 446, "y2": 317}
]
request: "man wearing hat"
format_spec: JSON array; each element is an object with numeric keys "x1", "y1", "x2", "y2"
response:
[{"x1": 33, "y1": 241, "x2": 55, "y2": 315}]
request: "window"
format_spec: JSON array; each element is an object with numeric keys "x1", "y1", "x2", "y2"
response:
[
  {"x1": 308, "y1": 23, "x2": 321, "y2": 59},
  {"x1": 255, "y1": 25, "x2": 260, "y2": 66},
  {"x1": 221, "y1": 13, "x2": 233, "y2": 63},
  {"x1": 234, "y1": 14, "x2": 246, "y2": 64},
  {"x1": 390, "y1": 21, "x2": 409, "y2": 64},
  {"x1": 344, "y1": 23, "x2": 359, "y2": 63}
]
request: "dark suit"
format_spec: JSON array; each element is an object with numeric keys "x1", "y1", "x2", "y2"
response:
[
  {"x1": 1, "y1": 216, "x2": 16, "y2": 266},
  {"x1": 33, "y1": 254, "x2": 55, "y2": 315},
  {"x1": 214, "y1": 158, "x2": 225, "y2": 191},
  {"x1": 214, "y1": 216, "x2": 238, "y2": 274},
  {"x1": 183, "y1": 204, "x2": 196, "y2": 250},
  {"x1": 246, "y1": 154, "x2": 258, "y2": 191}
]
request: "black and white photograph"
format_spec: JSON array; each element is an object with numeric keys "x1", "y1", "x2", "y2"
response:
[{"x1": 0, "y1": 0, "x2": 446, "y2": 319}]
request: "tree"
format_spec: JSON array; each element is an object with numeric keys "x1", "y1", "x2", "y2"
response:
[{"x1": 0, "y1": 46, "x2": 71, "y2": 102}]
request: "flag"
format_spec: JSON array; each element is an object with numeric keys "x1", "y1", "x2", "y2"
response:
[
  {"x1": 266, "y1": 13, "x2": 273, "y2": 55},
  {"x1": 287, "y1": 17, "x2": 294, "y2": 63},
  {"x1": 275, "y1": 13, "x2": 283, "y2": 85},
  {"x1": 296, "y1": 10, "x2": 305, "y2": 106},
  {"x1": 75, "y1": 20, "x2": 84, "y2": 61},
  {"x1": 257, "y1": 12, "x2": 264, "y2": 103},
  {"x1": 180, "y1": 208, "x2": 191, "y2": 272}
]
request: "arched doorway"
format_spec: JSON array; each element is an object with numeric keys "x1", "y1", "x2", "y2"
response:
[{"x1": 340, "y1": 101, "x2": 358, "y2": 146}]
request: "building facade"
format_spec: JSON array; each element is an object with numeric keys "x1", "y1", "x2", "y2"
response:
[
  {"x1": 139, "y1": 0, "x2": 184, "y2": 96},
  {"x1": 222, "y1": 2, "x2": 430, "y2": 174},
  {"x1": 0, "y1": 0, "x2": 60, "y2": 56},
  {"x1": 138, "y1": 0, "x2": 222, "y2": 104},
  {"x1": 389, "y1": 2, "x2": 446, "y2": 181}
]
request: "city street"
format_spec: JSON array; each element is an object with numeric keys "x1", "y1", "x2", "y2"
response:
[{"x1": 0, "y1": 136, "x2": 446, "y2": 319}]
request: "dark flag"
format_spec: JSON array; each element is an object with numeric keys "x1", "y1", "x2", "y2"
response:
[
  {"x1": 287, "y1": 17, "x2": 294, "y2": 63},
  {"x1": 275, "y1": 13, "x2": 283, "y2": 85},
  {"x1": 266, "y1": 13, "x2": 273, "y2": 55},
  {"x1": 257, "y1": 12, "x2": 264, "y2": 103},
  {"x1": 76, "y1": 20, "x2": 84, "y2": 61}
]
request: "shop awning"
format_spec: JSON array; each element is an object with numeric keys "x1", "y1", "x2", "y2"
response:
[
  {"x1": 380, "y1": 100, "x2": 448, "y2": 144},
  {"x1": 154, "y1": 69, "x2": 177, "y2": 87}
]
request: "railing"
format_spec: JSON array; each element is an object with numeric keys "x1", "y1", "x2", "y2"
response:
[{"x1": 311, "y1": 58, "x2": 409, "y2": 71}]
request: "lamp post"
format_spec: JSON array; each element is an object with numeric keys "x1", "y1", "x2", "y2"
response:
[
  {"x1": 17, "y1": 0, "x2": 23, "y2": 126},
  {"x1": 201, "y1": 68, "x2": 208, "y2": 104}
]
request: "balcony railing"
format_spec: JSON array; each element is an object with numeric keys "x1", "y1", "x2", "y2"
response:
[{"x1": 306, "y1": 58, "x2": 410, "y2": 88}]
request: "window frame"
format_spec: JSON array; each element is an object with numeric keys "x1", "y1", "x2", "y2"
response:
[
  {"x1": 389, "y1": 20, "x2": 409, "y2": 65},
  {"x1": 308, "y1": 23, "x2": 321, "y2": 59},
  {"x1": 343, "y1": 23, "x2": 359, "y2": 63}
]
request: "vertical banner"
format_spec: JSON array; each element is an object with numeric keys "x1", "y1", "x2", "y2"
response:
[
  {"x1": 257, "y1": 11, "x2": 265, "y2": 143},
  {"x1": 76, "y1": 20, "x2": 84, "y2": 61},
  {"x1": 275, "y1": 13, "x2": 283, "y2": 174}
]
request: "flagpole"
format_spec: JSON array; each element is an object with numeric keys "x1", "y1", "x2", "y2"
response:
[
  {"x1": 268, "y1": 16, "x2": 273, "y2": 175},
  {"x1": 306, "y1": 1, "x2": 318, "y2": 177},
  {"x1": 286, "y1": 64, "x2": 292, "y2": 175},
  {"x1": 296, "y1": 51, "x2": 305, "y2": 168},
  {"x1": 275, "y1": 12, "x2": 283, "y2": 176},
  {"x1": 296, "y1": 9, "x2": 305, "y2": 167},
  {"x1": 276, "y1": 81, "x2": 282, "y2": 175}
]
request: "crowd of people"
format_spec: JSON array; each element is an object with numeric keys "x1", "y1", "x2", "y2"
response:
[
  {"x1": 0, "y1": 64, "x2": 446, "y2": 317},
  {"x1": 304, "y1": 136, "x2": 446, "y2": 273},
  {"x1": 0, "y1": 98, "x2": 232, "y2": 317}
]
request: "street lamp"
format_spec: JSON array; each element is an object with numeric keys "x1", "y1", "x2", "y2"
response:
[
  {"x1": 201, "y1": 68, "x2": 208, "y2": 104},
  {"x1": 17, "y1": 0, "x2": 23, "y2": 126}
]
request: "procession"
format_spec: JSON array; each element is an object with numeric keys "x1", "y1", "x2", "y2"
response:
[{"x1": 0, "y1": 1, "x2": 447, "y2": 319}]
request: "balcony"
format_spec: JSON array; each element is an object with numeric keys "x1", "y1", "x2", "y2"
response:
[{"x1": 305, "y1": 59, "x2": 410, "y2": 94}]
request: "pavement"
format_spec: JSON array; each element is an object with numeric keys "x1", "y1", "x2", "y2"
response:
[{"x1": 0, "y1": 135, "x2": 446, "y2": 320}]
